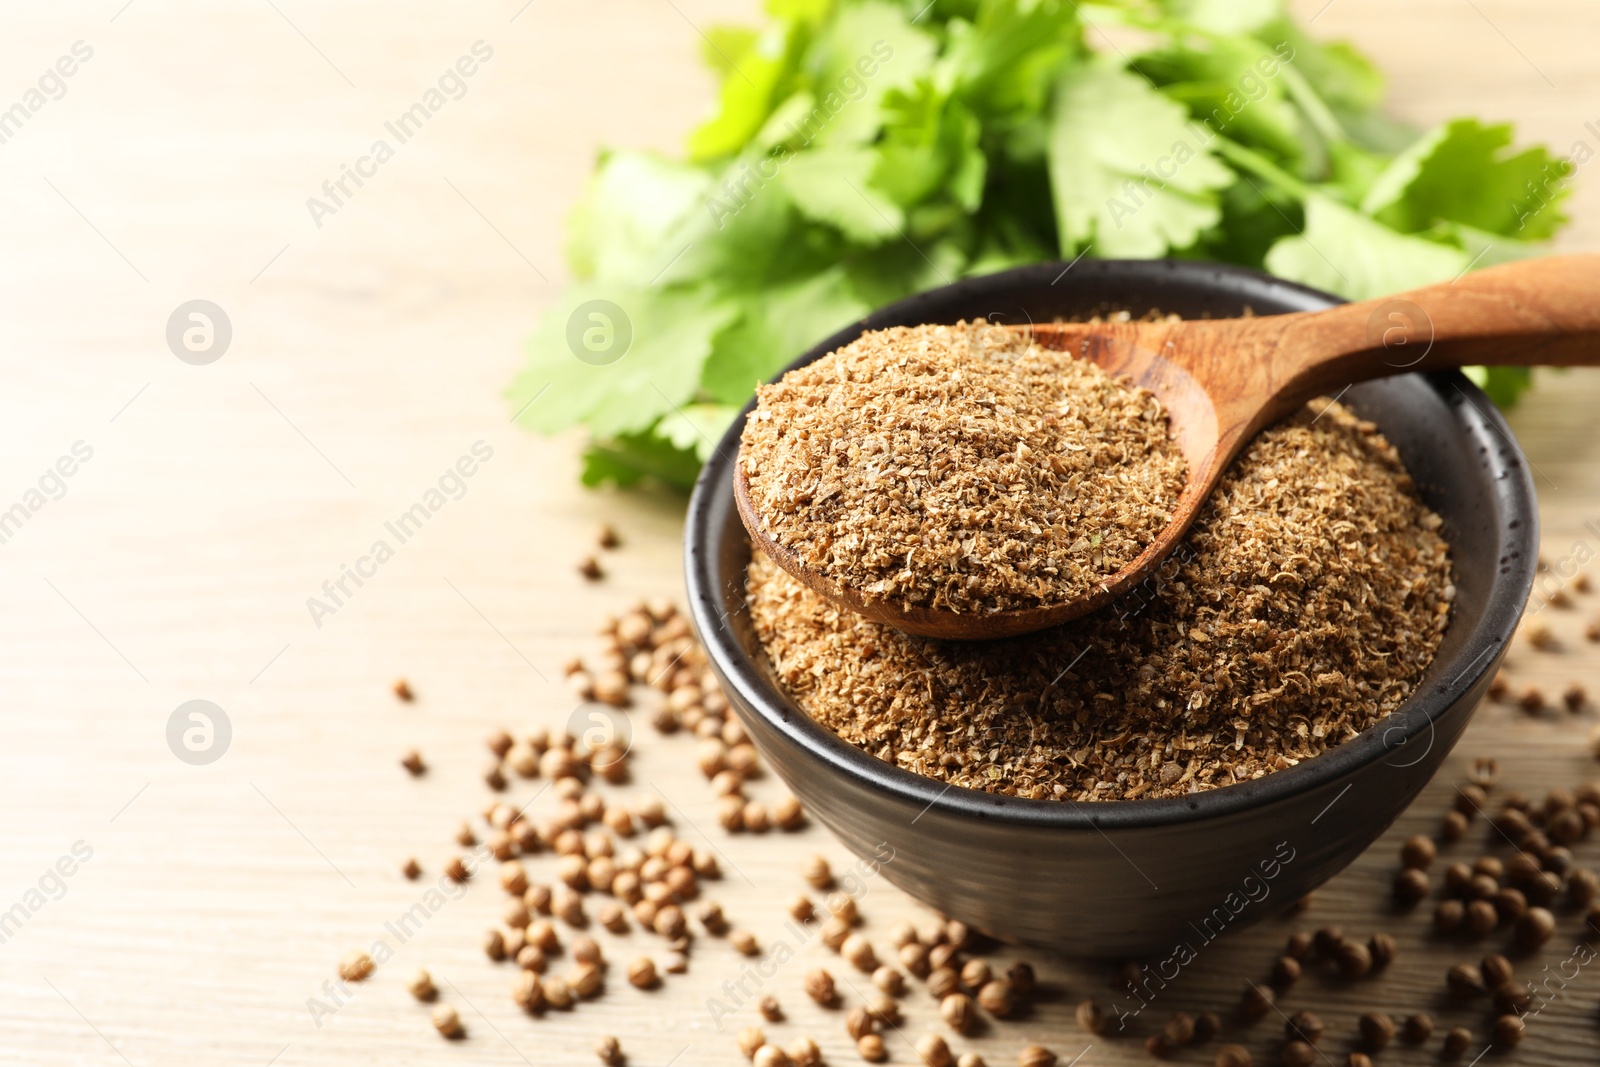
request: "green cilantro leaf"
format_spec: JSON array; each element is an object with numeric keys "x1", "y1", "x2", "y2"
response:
[
  {"x1": 700, "y1": 266, "x2": 870, "y2": 405},
  {"x1": 1263, "y1": 194, "x2": 1468, "y2": 300},
  {"x1": 510, "y1": 283, "x2": 738, "y2": 438},
  {"x1": 1048, "y1": 61, "x2": 1234, "y2": 257},
  {"x1": 1362, "y1": 118, "x2": 1573, "y2": 239},
  {"x1": 779, "y1": 145, "x2": 906, "y2": 242}
]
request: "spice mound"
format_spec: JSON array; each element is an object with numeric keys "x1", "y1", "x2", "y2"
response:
[
  {"x1": 738, "y1": 321, "x2": 1187, "y2": 616},
  {"x1": 748, "y1": 399, "x2": 1453, "y2": 801}
]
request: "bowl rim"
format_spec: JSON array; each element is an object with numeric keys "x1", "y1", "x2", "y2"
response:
[{"x1": 685, "y1": 258, "x2": 1538, "y2": 831}]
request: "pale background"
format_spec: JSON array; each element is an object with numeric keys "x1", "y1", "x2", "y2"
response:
[{"x1": 2, "y1": 1, "x2": 1600, "y2": 1064}]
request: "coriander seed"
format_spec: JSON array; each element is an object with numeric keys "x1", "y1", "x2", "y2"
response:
[
  {"x1": 1400, "y1": 834, "x2": 1436, "y2": 868},
  {"x1": 978, "y1": 978, "x2": 1016, "y2": 1018},
  {"x1": 917, "y1": 1033, "x2": 953, "y2": 1067},
  {"x1": 1017, "y1": 1047, "x2": 1056, "y2": 1067},
  {"x1": 1285, "y1": 1010, "x2": 1321, "y2": 1043},
  {"x1": 1271, "y1": 955, "x2": 1300, "y2": 987},
  {"x1": 1514, "y1": 905, "x2": 1555, "y2": 949},
  {"x1": 754, "y1": 1047, "x2": 792, "y2": 1067},
  {"x1": 338, "y1": 950, "x2": 374, "y2": 982},
  {"x1": 1240, "y1": 983, "x2": 1274, "y2": 1018},
  {"x1": 596, "y1": 1035, "x2": 623, "y2": 1066},
  {"x1": 512, "y1": 971, "x2": 543, "y2": 1012},
  {"x1": 790, "y1": 1038, "x2": 822, "y2": 1067},
  {"x1": 407, "y1": 968, "x2": 436, "y2": 1001},
  {"x1": 431, "y1": 1003, "x2": 462, "y2": 1038},
  {"x1": 1442, "y1": 1027, "x2": 1472, "y2": 1058},
  {"x1": 842, "y1": 932, "x2": 878, "y2": 972},
  {"x1": 857, "y1": 1034, "x2": 887, "y2": 1062},
  {"x1": 626, "y1": 956, "x2": 658, "y2": 989},
  {"x1": 1368, "y1": 932, "x2": 1396, "y2": 969},
  {"x1": 738, "y1": 1026, "x2": 767, "y2": 1059},
  {"x1": 940, "y1": 992, "x2": 975, "y2": 1032},
  {"x1": 927, "y1": 966, "x2": 960, "y2": 999},
  {"x1": 1214, "y1": 1045, "x2": 1252, "y2": 1067},
  {"x1": 1075, "y1": 998, "x2": 1107, "y2": 1034},
  {"x1": 1278, "y1": 1041, "x2": 1314, "y2": 1067},
  {"x1": 1162, "y1": 1011, "x2": 1196, "y2": 1047},
  {"x1": 1358, "y1": 1012, "x2": 1394, "y2": 1050},
  {"x1": 1491, "y1": 1012, "x2": 1524, "y2": 1048},
  {"x1": 1335, "y1": 940, "x2": 1371, "y2": 977},
  {"x1": 1401, "y1": 1013, "x2": 1432, "y2": 1043},
  {"x1": 805, "y1": 968, "x2": 838, "y2": 1006},
  {"x1": 400, "y1": 749, "x2": 426, "y2": 776},
  {"x1": 1447, "y1": 962, "x2": 1486, "y2": 997}
]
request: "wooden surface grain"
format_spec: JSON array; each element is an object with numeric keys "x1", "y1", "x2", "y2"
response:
[{"x1": 3, "y1": 1, "x2": 1600, "y2": 1064}]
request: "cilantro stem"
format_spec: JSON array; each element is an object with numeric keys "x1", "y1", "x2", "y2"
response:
[{"x1": 1212, "y1": 136, "x2": 1317, "y2": 203}]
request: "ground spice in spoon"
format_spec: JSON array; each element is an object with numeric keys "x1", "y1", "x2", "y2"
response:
[
  {"x1": 739, "y1": 321, "x2": 1188, "y2": 616},
  {"x1": 747, "y1": 398, "x2": 1453, "y2": 801}
]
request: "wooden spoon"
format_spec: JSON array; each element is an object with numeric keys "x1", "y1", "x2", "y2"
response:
[{"x1": 735, "y1": 255, "x2": 1600, "y2": 640}]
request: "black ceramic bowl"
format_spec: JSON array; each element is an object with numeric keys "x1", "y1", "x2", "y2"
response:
[{"x1": 685, "y1": 259, "x2": 1537, "y2": 957}]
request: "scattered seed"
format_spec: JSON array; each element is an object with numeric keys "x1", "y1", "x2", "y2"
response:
[
  {"x1": 1240, "y1": 982, "x2": 1274, "y2": 1018},
  {"x1": 1492, "y1": 1013, "x2": 1524, "y2": 1048},
  {"x1": 1447, "y1": 962, "x2": 1486, "y2": 998},
  {"x1": 338, "y1": 950, "x2": 374, "y2": 982},
  {"x1": 407, "y1": 968, "x2": 436, "y2": 1001},
  {"x1": 1400, "y1": 834, "x2": 1436, "y2": 869},
  {"x1": 1214, "y1": 1045, "x2": 1252, "y2": 1067},
  {"x1": 1017, "y1": 1047, "x2": 1056, "y2": 1067},
  {"x1": 1514, "y1": 905, "x2": 1555, "y2": 950},
  {"x1": 1442, "y1": 1027, "x2": 1471, "y2": 1058},
  {"x1": 578, "y1": 556, "x2": 604, "y2": 581},
  {"x1": 843, "y1": 933, "x2": 878, "y2": 972},
  {"x1": 627, "y1": 957, "x2": 658, "y2": 989},
  {"x1": 940, "y1": 992, "x2": 975, "y2": 1033},
  {"x1": 1392, "y1": 867, "x2": 1429, "y2": 907},
  {"x1": 1336, "y1": 940, "x2": 1371, "y2": 977},
  {"x1": 790, "y1": 1037, "x2": 822, "y2": 1067},
  {"x1": 754, "y1": 1046, "x2": 792, "y2": 1067},
  {"x1": 805, "y1": 968, "x2": 838, "y2": 1007},
  {"x1": 401, "y1": 749, "x2": 426, "y2": 776},
  {"x1": 917, "y1": 1033, "x2": 953, "y2": 1067},
  {"x1": 1401, "y1": 1013, "x2": 1433, "y2": 1044},
  {"x1": 857, "y1": 1034, "x2": 887, "y2": 1062},
  {"x1": 1358, "y1": 1012, "x2": 1394, "y2": 1050},
  {"x1": 431, "y1": 1003, "x2": 462, "y2": 1038},
  {"x1": 1285, "y1": 1009, "x2": 1322, "y2": 1044},
  {"x1": 738, "y1": 1027, "x2": 767, "y2": 1059},
  {"x1": 1278, "y1": 1041, "x2": 1314, "y2": 1067}
]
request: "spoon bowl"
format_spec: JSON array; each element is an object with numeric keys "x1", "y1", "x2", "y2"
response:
[{"x1": 736, "y1": 255, "x2": 1600, "y2": 639}]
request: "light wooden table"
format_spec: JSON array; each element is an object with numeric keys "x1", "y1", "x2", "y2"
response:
[{"x1": 3, "y1": 1, "x2": 1600, "y2": 1064}]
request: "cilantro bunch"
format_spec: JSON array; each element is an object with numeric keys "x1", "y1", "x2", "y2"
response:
[{"x1": 509, "y1": 0, "x2": 1572, "y2": 490}]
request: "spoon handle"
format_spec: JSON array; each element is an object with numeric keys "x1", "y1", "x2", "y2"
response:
[{"x1": 1276, "y1": 254, "x2": 1600, "y2": 392}]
